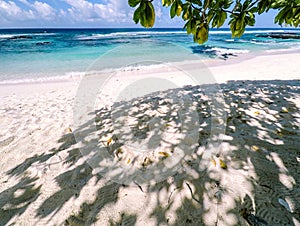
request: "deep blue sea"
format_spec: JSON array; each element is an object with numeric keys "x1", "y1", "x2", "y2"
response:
[{"x1": 0, "y1": 28, "x2": 300, "y2": 83}]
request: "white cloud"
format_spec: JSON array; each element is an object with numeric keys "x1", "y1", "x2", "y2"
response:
[
  {"x1": 0, "y1": 0, "x2": 175, "y2": 27},
  {"x1": 19, "y1": 0, "x2": 55, "y2": 19},
  {"x1": 63, "y1": 0, "x2": 132, "y2": 23},
  {"x1": 0, "y1": 0, "x2": 56, "y2": 25},
  {"x1": 0, "y1": 1, "x2": 21, "y2": 16},
  {"x1": 33, "y1": 1, "x2": 55, "y2": 19},
  {"x1": 0, "y1": 0, "x2": 35, "y2": 23}
]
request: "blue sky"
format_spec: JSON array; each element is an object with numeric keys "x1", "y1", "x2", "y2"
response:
[{"x1": 0, "y1": 0, "x2": 281, "y2": 28}]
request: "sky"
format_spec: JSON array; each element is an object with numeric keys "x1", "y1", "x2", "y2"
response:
[{"x1": 0, "y1": 0, "x2": 282, "y2": 28}]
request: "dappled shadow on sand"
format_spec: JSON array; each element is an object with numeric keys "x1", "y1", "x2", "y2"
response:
[{"x1": 0, "y1": 80, "x2": 299, "y2": 225}]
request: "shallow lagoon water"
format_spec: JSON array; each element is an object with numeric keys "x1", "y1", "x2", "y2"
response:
[{"x1": 0, "y1": 28, "x2": 299, "y2": 83}]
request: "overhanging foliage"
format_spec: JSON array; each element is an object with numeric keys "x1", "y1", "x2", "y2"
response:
[{"x1": 128, "y1": 0, "x2": 300, "y2": 44}]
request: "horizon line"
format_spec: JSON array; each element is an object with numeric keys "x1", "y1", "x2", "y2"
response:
[{"x1": 0, "y1": 27, "x2": 298, "y2": 30}]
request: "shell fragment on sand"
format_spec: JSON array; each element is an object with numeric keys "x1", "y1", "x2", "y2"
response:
[
  {"x1": 280, "y1": 107, "x2": 289, "y2": 113},
  {"x1": 219, "y1": 159, "x2": 227, "y2": 169},
  {"x1": 158, "y1": 151, "x2": 170, "y2": 158},
  {"x1": 278, "y1": 198, "x2": 292, "y2": 213},
  {"x1": 211, "y1": 157, "x2": 217, "y2": 167},
  {"x1": 251, "y1": 145, "x2": 260, "y2": 152}
]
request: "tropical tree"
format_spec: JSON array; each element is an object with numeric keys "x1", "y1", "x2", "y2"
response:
[{"x1": 128, "y1": 0, "x2": 300, "y2": 44}]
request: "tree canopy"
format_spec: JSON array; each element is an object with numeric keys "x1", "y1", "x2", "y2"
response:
[{"x1": 128, "y1": 0, "x2": 300, "y2": 44}]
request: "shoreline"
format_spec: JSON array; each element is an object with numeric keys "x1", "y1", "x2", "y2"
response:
[{"x1": 0, "y1": 48, "x2": 300, "y2": 87}]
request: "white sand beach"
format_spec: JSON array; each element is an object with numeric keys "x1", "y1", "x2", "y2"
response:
[{"x1": 0, "y1": 52, "x2": 300, "y2": 226}]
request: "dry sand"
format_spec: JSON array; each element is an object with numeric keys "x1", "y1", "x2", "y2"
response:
[{"x1": 0, "y1": 52, "x2": 300, "y2": 226}]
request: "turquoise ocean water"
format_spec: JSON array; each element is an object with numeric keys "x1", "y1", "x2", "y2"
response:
[{"x1": 0, "y1": 28, "x2": 299, "y2": 84}]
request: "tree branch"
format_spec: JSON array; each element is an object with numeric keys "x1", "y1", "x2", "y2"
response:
[
  {"x1": 191, "y1": 4, "x2": 202, "y2": 12},
  {"x1": 248, "y1": 0, "x2": 260, "y2": 9}
]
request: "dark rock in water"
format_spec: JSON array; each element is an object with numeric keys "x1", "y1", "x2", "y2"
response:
[
  {"x1": 256, "y1": 32, "x2": 300, "y2": 39},
  {"x1": 221, "y1": 52, "x2": 237, "y2": 60},
  {"x1": 191, "y1": 45, "x2": 237, "y2": 60},
  {"x1": 9, "y1": 35, "x2": 33, "y2": 40},
  {"x1": 36, "y1": 42, "x2": 51, "y2": 46}
]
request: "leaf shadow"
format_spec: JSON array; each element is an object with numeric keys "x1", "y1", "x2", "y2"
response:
[{"x1": 0, "y1": 80, "x2": 299, "y2": 225}]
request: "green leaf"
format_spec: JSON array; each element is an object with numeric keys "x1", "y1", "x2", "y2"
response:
[
  {"x1": 230, "y1": 15, "x2": 246, "y2": 38},
  {"x1": 184, "y1": 18, "x2": 196, "y2": 35},
  {"x1": 176, "y1": 2, "x2": 183, "y2": 16},
  {"x1": 245, "y1": 15, "x2": 255, "y2": 26},
  {"x1": 275, "y1": 7, "x2": 289, "y2": 25},
  {"x1": 184, "y1": 20, "x2": 191, "y2": 34},
  {"x1": 170, "y1": 2, "x2": 177, "y2": 18},
  {"x1": 170, "y1": 0, "x2": 183, "y2": 18},
  {"x1": 218, "y1": 11, "x2": 227, "y2": 28},
  {"x1": 293, "y1": 9, "x2": 300, "y2": 27},
  {"x1": 257, "y1": 0, "x2": 272, "y2": 14},
  {"x1": 185, "y1": 20, "x2": 191, "y2": 34},
  {"x1": 182, "y1": 5, "x2": 191, "y2": 21},
  {"x1": 140, "y1": 1, "x2": 146, "y2": 10},
  {"x1": 140, "y1": 1, "x2": 155, "y2": 28},
  {"x1": 212, "y1": 14, "x2": 219, "y2": 28},
  {"x1": 128, "y1": 0, "x2": 141, "y2": 7},
  {"x1": 249, "y1": 7, "x2": 258, "y2": 13},
  {"x1": 163, "y1": 0, "x2": 173, "y2": 7},
  {"x1": 242, "y1": 0, "x2": 251, "y2": 11},
  {"x1": 294, "y1": 18, "x2": 300, "y2": 27},
  {"x1": 194, "y1": 23, "x2": 208, "y2": 44},
  {"x1": 190, "y1": 19, "x2": 196, "y2": 34},
  {"x1": 224, "y1": 0, "x2": 233, "y2": 9},
  {"x1": 133, "y1": 6, "x2": 141, "y2": 24},
  {"x1": 248, "y1": 11, "x2": 254, "y2": 19},
  {"x1": 146, "y1": 1, "x2": 156, "y2": 27},
  {"x1": 206, "y1": 10, "x2": 214, "y2": 23}
]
